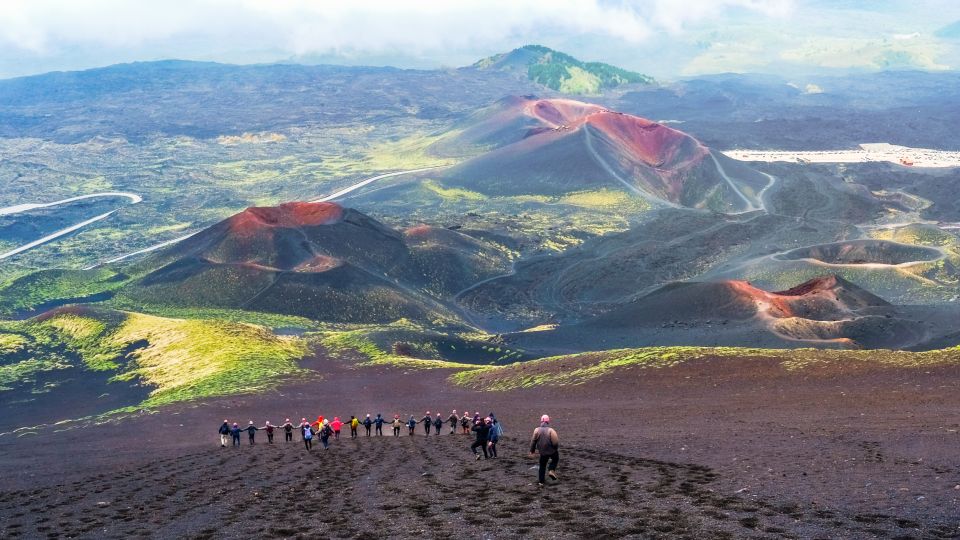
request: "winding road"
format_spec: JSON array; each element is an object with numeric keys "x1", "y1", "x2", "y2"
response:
[
  {"x1": 0, "y1": 192, "x2": 143, "y2": 262},
  {"x1": 82, "y1": 166, "x2": 448, "y2": 269},
  {"x1": 309, "y1": 166, "x2": 446, "y2": 203},
  {"x1": 0, "y1": 192, "x2": 142, "y2": 217}
]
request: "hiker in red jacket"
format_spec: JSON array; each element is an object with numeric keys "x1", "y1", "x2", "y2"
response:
[{"x1": 331, "y1": 417, "x2": 343, "y2": 439}]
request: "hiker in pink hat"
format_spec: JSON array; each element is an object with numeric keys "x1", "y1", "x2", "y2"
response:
[{"x1": 530, "y1": 414, "x2": 560, "y2": 486}]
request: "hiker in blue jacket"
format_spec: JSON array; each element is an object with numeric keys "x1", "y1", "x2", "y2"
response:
[
  {"x1": 433, "y1": 413, "x2": 443, "y2": 436},
  {"x1": 421, "y1": 412, "x2": 433, "y2": 435},
  {"x1": 230, "y1": 423, "x2": 242, "y2": 447},
  {"x1": 245, "y1": 421, "x2": 259, "y2": 445},
  {"x1": 487, "y1": 416, "x2": 501, "y2": 458},
  {"x1": 407, "y1": 415, "x2": 417, "y2": 436},
  {"x1": 302, "y1": 423, "x2": 314, "y2": 450},
  {"x1": 363, "y1": 414, "x2": 373, "y2": 436},
  {"x1": 218, "y1": 420, "x2": 230, "y2": 447},
  {"x1": 374, "y1": 413, "x2": 385, "y2": 436}
]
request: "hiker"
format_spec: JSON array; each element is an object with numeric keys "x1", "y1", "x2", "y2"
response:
[
  {"x1": 218, "y1": 419, "x2": 230, "y2": 447},
  {"x1": 230, "y1": 422, "x2": 242, "y2": 447},
  {"x1": 392, "y1": 415, "x2": 402, "y2": 437},
  {"x1": 282, "y1": 419, "x2": 294, "y2": 442},
  {"x1": 302, "y1": 423, "x2": 314, "y2": 450},
  {"x1": 448, "y1": 410, "x2": 459, "y2": 434},
  {"x1": 311, "y1": 415, "x2": 324, "y2": 432},
  {"x1": 263, "y1": 421, "x2": 275, "y2": 443},
  {"x1": 474, "y1": 411, "x2": 481, "y2": 424},
  {"x1": 363, "y1": 414, "x2": 373, "y2": 437},
  {"x1": 245, "y1": 421, "x2": 259, "y2": 445},
  {"x1": 471, "y1": 418, "x2": 491, "y2": 460},
  {"x1": 461, "y1": 412, "x2": 471, "y2": 434},
  {"x1": 529, "y1": 415, "x2": 560, "y2": 486},
  {"x1": 349, "y1": 416, "x2": 360, "y2": 439},
  {"x1": 407, "y1": 415, "x2": 417, "y2": 436},
  {"x1": 374, "y1": 413, "x2": 386, "y2": 436},
  {"x1": 490, "y1": 413, "x2": 504, "y2": 442},
  {"x1": 331, "y1": 417, "x2": 343, "y2": 440},
  {"x1": 421, "y1": 411, "x2": 433, "y2": 435},
  {"x1": 433, "y1": 413, "x2": 443, "y2": 436},
  {"x1": 487, "y1": 417, "x2": 500, "y2": 458},
  {"x1": 319, "y1": 421, "x2": 334, "y2": 450}
]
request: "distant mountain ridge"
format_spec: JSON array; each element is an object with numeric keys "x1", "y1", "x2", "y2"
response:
[{"x1": 473, "y1": 45, "x2": 654, "y2": 94}]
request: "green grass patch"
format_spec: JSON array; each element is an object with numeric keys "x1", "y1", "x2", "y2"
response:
[
  {"x1": 318, "y1": 330, "x2": 480, "y2": 370},
  {"x1": 0, "y1": 268, "x2": 130, "y2": 315},
  {"x1": 5, "y1": 308, "x2": 311, "y2": 409},
  {"x1": 452, "y1": 346, "x2": 960, "y2": 391},
  {"x1": 103, "y1": 299, "x2": 320, "y2": 330}
]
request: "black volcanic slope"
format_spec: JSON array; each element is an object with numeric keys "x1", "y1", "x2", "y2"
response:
[
  {"x1": 122, "y1": 202, "x2": 511, "y2": 323},
  {"x1": 434, "y1": 96, "x2": 769, "y2": 212}
]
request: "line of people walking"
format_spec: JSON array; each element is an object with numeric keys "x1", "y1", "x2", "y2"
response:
[{"x1": 217, "y1": 411, "x2": 559, "y2": 486}]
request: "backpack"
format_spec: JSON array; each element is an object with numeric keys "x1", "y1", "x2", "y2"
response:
[{"x1": 303, "y1": 427, "x2": 313, "y2": 440}]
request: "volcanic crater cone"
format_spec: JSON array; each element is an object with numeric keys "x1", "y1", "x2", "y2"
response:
[
  {"x1": 435, "y1": 96, "x2": 768, "y2": 212},
  {"x1": 122, "y1": 202, "x2": 510, "y2": 323},
  {"x1": 522, "y1": 275, "x2": 943, "y2": 350},
  {"x1": 778, "y1": 239, "x2": 943, "y2": 266}
]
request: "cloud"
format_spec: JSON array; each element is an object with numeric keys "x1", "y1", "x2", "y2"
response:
[{"x1": 0, "y1": 0, "x2": 793, "y2": 63}]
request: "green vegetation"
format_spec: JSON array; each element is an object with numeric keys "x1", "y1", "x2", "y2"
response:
[
  {"x1": 106, "y1": 312, "x2": 310, "y2": 408},
  {"x1": 475, "y1": 45, "x2": 654, "y2": 94},
  {"x1": 103, "y1": 300, "x2": 321, "y2": 330},
  {"x1": 0, "y1": 309, "x2": 311, "y2": 408},
  {"x1": 371, "y1": 179, "x2": 649, "y2": 254},
  {"x1": 452, "y1": 346, "x2": 960, "y2": 391},
  {"x1": 0, "y1": 268, "x2": 131, "y2": 315},
  {"x1": 363, "y1": 132, "x2": 461, "y2": 170},
  {"x1": 318, "y1": 330, "x2": 480, "y2": 370}
]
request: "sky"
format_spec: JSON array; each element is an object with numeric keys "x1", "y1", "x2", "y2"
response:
[{"x1": 1, "y1": 0, "x2": 959, "y2": 80}]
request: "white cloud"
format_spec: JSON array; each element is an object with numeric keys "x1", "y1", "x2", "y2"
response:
[{"x1": 0, "y1": 0, "x2": 793, "y2": 62}]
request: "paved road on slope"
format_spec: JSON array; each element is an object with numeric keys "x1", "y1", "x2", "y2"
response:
[
  {"x1": 0, "y1": 192, "x2": 142, "y2": 217},
  {"x1": 85, "y1": 167, "x2": 448, "y2": 269},
  {"x1": 308, "y1": 166, "x2": 446, "y2": 203},
  {"x1": 0, "y1": 193, "x2": 143, "y2": 262}
]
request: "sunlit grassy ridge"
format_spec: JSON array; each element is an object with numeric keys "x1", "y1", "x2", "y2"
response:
[
  {"x1": 1, "y1": 308, "x2": 310, "y2": 408},
  {"x1": 362, "y1": 132, "x2": 461, "y2": 170},
  {"x1": 106, "y1": 312, "x2": 310, "y2": 407},
  {"x1": 318, "y1": 329, "x2": 481, "y2": 370},
  {"x1": 451, "y1": 346, "x2": 960, "y2": 391}
]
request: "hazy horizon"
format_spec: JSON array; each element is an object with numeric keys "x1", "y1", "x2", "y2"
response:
[{"x1": 2, "y1": 0, "x2": 960, "y2": 80}]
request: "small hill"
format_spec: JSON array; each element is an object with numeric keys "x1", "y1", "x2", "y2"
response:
[
  {"x1": 512, "y1": 275, "x2": 953, "y2": 351},
  {"x1": 119, "y1": 202, "x2": 512, "y2": 323},
  {"x1": 436, "y1": 96, "x2": 768, "y2": 211},
  {"x1": 472, "y1": 45, "x2": 654, "y2": 94}
]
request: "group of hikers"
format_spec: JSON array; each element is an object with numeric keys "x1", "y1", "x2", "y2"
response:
[{"x1": 217, "y1": 410, "x2": 562, "y2": 485}]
